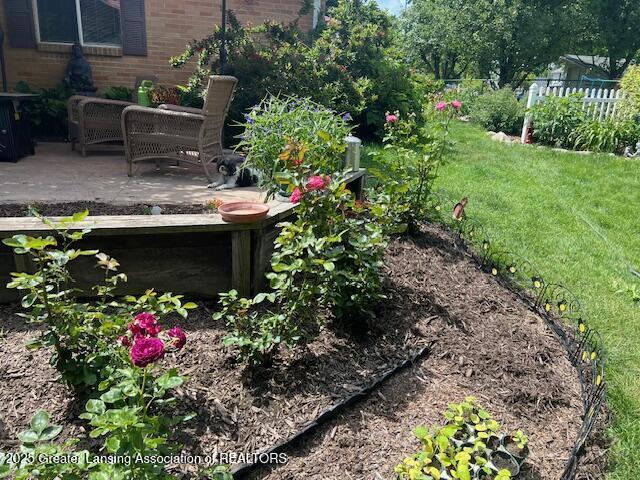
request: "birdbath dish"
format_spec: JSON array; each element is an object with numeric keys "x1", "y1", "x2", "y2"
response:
[{"x1": 218, "y1": 202, "x2": 270, "y2": 223}]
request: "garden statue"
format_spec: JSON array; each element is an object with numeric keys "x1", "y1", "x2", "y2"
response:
[
  {"x1": 623, "y1": 142, "x2": 640, "y2": 158},
  {"x1": 64, "y1": 44, "x2": 97, "y2": 95}
]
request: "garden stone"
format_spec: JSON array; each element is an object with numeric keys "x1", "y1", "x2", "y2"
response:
[{"x1": 491, "y1": 132, "x2": 512, "y2": 143}]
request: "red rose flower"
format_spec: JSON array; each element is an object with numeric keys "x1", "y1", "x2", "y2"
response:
[{"x1": 130, "y1": 337, "x2": 165, "y2": 367}]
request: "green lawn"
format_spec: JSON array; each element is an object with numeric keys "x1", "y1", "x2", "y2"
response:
[{"x1": 370, "y1": 121, "x2": 640, "y2": 478}]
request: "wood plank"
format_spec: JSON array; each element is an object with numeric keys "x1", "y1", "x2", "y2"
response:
[
  {"x1": 232, "y1": 230, "x2": 251, "y2": 297},
  {"x1": 0, "y1": 202, "x2": 296, "y2": 236}
]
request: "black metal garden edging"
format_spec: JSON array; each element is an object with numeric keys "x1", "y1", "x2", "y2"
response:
[
  {"x1": 230, "y1": 196, "x2": 605, "y2": 480},
  {"x1": 230, "y1": 342, "x2": 433, "y2": 478}
]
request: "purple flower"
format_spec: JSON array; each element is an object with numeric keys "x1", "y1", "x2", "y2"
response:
[
  {"x1": 342, "y1": 113, "x2": 353, "y2": 122},
  {"x1": 243, "y1": 113, "x2": 255, "y2": 124},
  {"x1": 167, "y1": 327, "x2": 187, "y2": 350},
  {"x1": 132, "y1": 312, "x2": 161, "y2": 337},
  {"x1": 130, "y1": 337, "x2": 165, "y2": 367}
]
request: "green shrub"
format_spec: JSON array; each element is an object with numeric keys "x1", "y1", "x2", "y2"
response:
[
  {"x1": 169, "y1": 1, "x2": 421, "y2": 139},
  {"x1": 573, "y1": 117, "x2": 640, "y2": 154},
  {"x1": 369, "y1": 102, "x2": 455, "y2": 233},
  {"x1": 239, "y1": 95, "x2": 352, "y2": 195},
  {"x1": 103, "y1": 85, "x2": 133, "y2": 102},
  {"x1": 443, "y1": 79, "x2": 485, "y2": 116},
  {"x1": 14, "y1": 81, "x2": 74, "y2": 140},
  {"x1": 529, "y1": 93, "x2": 586, "y2": 148},
  {"x1": 215, "y1": 135, "x2": 389, "y2": 365},
  {"x1": 469, "y1": 88, "x2": 524, "y2": 134},
  {"x1": 619, "y1": 65, "x2": 640, "y2": 119}
]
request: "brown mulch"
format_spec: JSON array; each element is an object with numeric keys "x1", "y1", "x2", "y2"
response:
[
  {"x1": 0, "y1": 224, "x2": 607, "y2": 479},
  {"x1": 0, "y1": 201, "x2": 205, "y2": 217}
]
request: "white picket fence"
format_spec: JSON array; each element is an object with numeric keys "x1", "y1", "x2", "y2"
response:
[{"x1": 520, "y1": 83, "x2": 624, "y2": 143}]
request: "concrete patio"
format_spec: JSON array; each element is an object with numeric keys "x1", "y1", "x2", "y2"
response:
[{"x1": 0, "y1": 142, "x2": 263, "y2": 205}]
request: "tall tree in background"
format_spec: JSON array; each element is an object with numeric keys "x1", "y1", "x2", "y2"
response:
[
  {"x1": 401, "y1": 0, "x2": 572, "y2": 87},
  {"x1": 471, "y1": 0, "x2": 571, "y2": 87},
  {"x1": 401, "y1": 0, "x2": 478, "y2": 79},
  {"x1": 579, "y1": 0, "x2": 640, "y2": 78}
]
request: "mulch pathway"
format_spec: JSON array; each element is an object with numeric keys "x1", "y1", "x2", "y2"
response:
[{"x1": 0, "y1": 223, "x2": 607, "y2": 479}]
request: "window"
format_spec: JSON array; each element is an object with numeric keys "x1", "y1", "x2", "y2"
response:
[{"x1": 34, "y1": 0, "x2": 122, "y2": 46}]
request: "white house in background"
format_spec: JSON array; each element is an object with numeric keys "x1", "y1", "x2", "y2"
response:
[{"x1": 545, "y1": 55, "x2": 628, "y2": 88}]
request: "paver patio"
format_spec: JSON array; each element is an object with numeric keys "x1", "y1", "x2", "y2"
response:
[{"x1": 0, "y1": 143, "x2": 263, "y2": 205}]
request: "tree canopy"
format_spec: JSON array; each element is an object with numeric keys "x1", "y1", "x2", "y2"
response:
[{"x1": 400, "y1": 0, "x2": 638, "y2": 84}]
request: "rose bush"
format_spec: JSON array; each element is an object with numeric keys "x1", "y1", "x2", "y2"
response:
[
  {"x1": 2, "y1": 210, "x2": 196, "y2": 392},
  {"x1": 369, "y1": 101, "x2": 456, "y2": 233},
  {"x1": 216, "y1": 134, "x2": 390, "y2": 365}
]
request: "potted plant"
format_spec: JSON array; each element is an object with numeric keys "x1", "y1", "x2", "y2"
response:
[{"x1": 503, "y1": 430, "x2": 529, "y2": 464}]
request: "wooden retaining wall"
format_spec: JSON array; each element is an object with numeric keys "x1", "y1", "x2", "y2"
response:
[{"x1": 0, "y1": 170, "x2": 366, "y2": 303}]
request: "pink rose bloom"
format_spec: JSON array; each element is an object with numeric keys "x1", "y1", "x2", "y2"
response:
[
  {"x1": 133, "y1": 312, "x2": 161, "y2": 337},
  {"x1": 306, "y1": 175, "x2": 329, "y2": 191},
  {"x1": 385, "y1": 114, "x2": 398, "y2": 123},
  {"x1": 116, "y1": 336, "x2": 131, "y2": 347},
  {"x1": 451, "y1": 100, "x2": 462, "y2": 109},
  {"x1": 130, "y1": 337, "x2": 165, "y2": 367},
  {"x1": 435, "y1": 102, "x2": 447, "y2": 111},
  {"x1": 167, "y1": 327, "x2": 187, "y2": 350},
  {"x1": 128, "y1": 322, "x2": 143, "y2": 337},
  {"x1": 290, "y1": 188, "x2": 303, "y2": 204}
]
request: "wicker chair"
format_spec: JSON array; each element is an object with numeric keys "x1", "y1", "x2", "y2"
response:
[
  {"x1": 122, "y1": 75, "x2": 237, "y2": 181},
  {"x1": 67, "y1": 75, "x2": 158, "y2": 156}
]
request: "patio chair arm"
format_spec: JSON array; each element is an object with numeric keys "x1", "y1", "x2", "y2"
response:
[
  {"x1": 68, "y1": 95, "x2": 91, "y2": 123},
  {"x1": 157, "y1": 104, "x2": 203, "y2": 115}
]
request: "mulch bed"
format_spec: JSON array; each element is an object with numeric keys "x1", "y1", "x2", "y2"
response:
[
  {"x1": 0, "y1": 223, "x2": 607, "y2": 479},
  {"x1": 0, "y1": 201, "x2": 205, "y2": 217}
]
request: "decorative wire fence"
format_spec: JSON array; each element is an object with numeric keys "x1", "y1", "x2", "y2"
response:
[{"x1": 433, "y1": 194, "x2": 606, "y2": 480}]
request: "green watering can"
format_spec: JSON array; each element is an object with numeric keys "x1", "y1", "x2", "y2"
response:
[{"x1": 137, "y1": 80, "x2": 154, "y2": 107}]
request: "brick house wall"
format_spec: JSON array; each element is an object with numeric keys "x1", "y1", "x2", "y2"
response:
[{"x1": 0, "y1": 0, "x2": 318, "y2": 92}]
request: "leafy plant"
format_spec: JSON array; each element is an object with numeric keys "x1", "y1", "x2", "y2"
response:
[
  {"x1": 529, "y1": 93, "x2": 585, "y2": 147},
  {"x1": 470, "y1": 88, "x2": 524, "y2": 134},
  {"x1": 3, "y1": 210, "x2": 196, "y2": 391},
  {"x1": 238, "y1": 95, "x2": 352, "y2": 195},
  {"x1": 511, "y1": 430, "x2": 528, "y2": 450},
  {"x1": 216, "y1": 134, "x2": 389, "y2": 365},
  {"x1": 0, "y1": 411, "x2": 91, "y2": 480},
  {"x1": 369, "y1": 102, "x2": 455, "y2": 233},
  {"x1": 396, "y1": 397, "x2": 527, "y2": 480},
  {"x1": 14, "y1": 81, "x2": 74, "y2": 139},
  {"x1": 169, "y1": 1, "x2": 421, "y2": 139},
  {"x1": 103, "y1": 86, "x2": 133, "y2": 102},
  {"x1": 573, "y1": 117, "x2": 640, "y2": 154}
]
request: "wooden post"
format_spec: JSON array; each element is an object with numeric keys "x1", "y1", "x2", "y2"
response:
[
  {"x1": 232, "y1": 230, "x2": 251, "y2": 297},
  {"x1": 521, "y1": 83, "x2": 539, "y2": 144}
]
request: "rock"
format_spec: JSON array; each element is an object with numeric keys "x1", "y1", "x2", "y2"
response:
[
  {"x1": 491, "y1": 132, "x2": 512, "y2": 143},
  {"x1": 150, "y1": 205, "x2": 163, "y2": 215}
]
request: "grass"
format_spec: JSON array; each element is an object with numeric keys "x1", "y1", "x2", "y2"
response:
[{"x1": 366, "y1": 121, "x2": 640, "y2": 478}]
